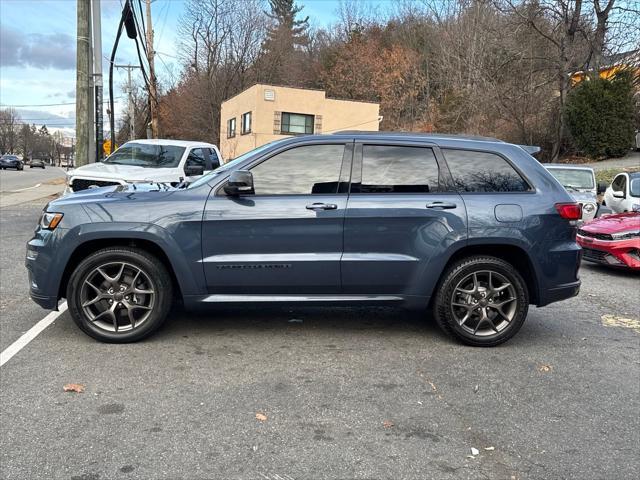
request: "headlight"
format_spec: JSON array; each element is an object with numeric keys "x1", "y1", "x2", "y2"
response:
[
  {"x1": 582, "y1": 203, "x2": 596, "y2": 215},
  {"x1": 40, "y1": 212, "x2": 63, "y2": 230}
]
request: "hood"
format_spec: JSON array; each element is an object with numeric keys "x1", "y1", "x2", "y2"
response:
[
  {"x1": 52, "y1": 182, "x2": 176, "y2": 207},
  {"x1": 68, "y1": 162, "x2": 180, "y2": 182},
  {"x1": 581, "y1": 212, "x2": 640, "y2": 234},
  {"x1": 569, "y1": 191, "x2": 597, "y2": 203}
]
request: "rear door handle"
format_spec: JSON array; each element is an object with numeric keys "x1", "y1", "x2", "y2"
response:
[
  {"x1": 426, "y1": 201, "x2": 457, "y2": 209},
  {"x1": 306, "y1": 203, "x2": 338, "y2": 211}
]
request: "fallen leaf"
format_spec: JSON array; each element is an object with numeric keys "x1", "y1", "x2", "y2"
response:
[
  {"x1": 471, "y1": 447, "x2": 479, "y2": 455},
  {"x1": 473, "y1": 385, "x2": 479, "y2": 393},
  {"x1": 538, "y1": 365, "x2": 552, "y2": 373},
  {"x1": 466, "y1": 455, "x2": 476, "y2": 459},
  {"x1": 255, "y1": 412, "x2": 267, "y2": 422},
  {"x1": 63, "y1": 383, "x2": 85, "y2": 393},
  {"x1": 484, "y1": 446, "x2": 495, "y2": 451},
  {"x1": 382, "y1": 420, "x2": 394, "y2": 428}
]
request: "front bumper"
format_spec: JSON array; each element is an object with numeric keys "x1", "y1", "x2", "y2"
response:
[{"x1": 577, "y1": 235, "x2": 640, "y2": 269}]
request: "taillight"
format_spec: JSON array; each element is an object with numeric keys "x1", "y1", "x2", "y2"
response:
[{"x1": 555, "y1": 202, "x2": 582, "y2": 220}]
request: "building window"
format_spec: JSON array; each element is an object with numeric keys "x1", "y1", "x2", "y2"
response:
[
  {"x1": 227, "y1": 118, "x2": 236, "y2": 138},
  {"x1": 241, "y1": 112, "x2": 252, "y2": 135},
  {"x1": 281, "y1": 112, "x2": 314, "y2": 135}
]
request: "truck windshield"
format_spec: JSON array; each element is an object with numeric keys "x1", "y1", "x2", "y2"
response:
[
  {"x1": 630, "y1": 178, "x2": 640, "y2": 198},
  {"x1": 547, "y1": 168, "x2": 594, "y2": 190},
  {"x1": 103, "y1": 143, "x2": 186, "y2": 168}
]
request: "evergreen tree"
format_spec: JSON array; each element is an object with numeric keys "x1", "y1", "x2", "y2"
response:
[
  {"x1": 258, "y1": 0, "x2": 310, "y2": 85},
  {"x1": 565, "y1": 71, "x2": 637, "y2": 159}
]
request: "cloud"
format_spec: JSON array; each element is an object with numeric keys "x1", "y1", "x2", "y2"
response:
[{"x1": 1, "y1": 25, "x2": 75, "y2": 70}]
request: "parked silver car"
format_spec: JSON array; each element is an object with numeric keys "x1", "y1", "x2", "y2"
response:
[{"x1": 544, "y1": 164, "x2": 609, "y2": 221}]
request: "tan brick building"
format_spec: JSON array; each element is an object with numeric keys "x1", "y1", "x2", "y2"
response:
[{"x1": 219, "y1": 84, "x2": 380, "y2": 159}]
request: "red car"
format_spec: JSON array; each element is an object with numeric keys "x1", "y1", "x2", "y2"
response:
[{"x1": 577, "y1": 212, "x2": 640, "y2": 269}]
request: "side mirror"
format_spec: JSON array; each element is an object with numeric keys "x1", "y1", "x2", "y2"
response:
[
  {"x1": 597, "y1": 181, "x2": 607, "y2": 195},
  {"x1": 224, "y1": 170, "x2": 254, "y2": 196},
  {"x1": 184, "y1": 164, "x2": 205, "y2": 176},
  {"x1": 612, "y1": 190, "x2": 625, "y2": 199}
]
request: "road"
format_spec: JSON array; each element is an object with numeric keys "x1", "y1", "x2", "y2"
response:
[
  {"x1": 0, "y1": 198, "x2": 639, "y2": 480},
  {"x1": 0, "y1": 165, "x2": 67, "y2": 193}
]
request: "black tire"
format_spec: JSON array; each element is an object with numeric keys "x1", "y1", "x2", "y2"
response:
[
  {"x1": 67, "y1": 247, "x2": 173, "y2": 343},
  {"x1": 433, "y1": 255, "x2": 529, "y2": 347}
]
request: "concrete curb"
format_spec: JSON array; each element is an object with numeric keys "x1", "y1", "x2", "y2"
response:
[{"x1": 0, "y1": 183, "x2": 66, "y2": 208}]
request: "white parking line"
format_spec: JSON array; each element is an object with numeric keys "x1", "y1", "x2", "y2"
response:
[
  {"x1": 9, "y1": 183, "x2": 42, "y2": 193},
  {"x1": 0, "y1": 302, "x2": 67, "y2": 367}
]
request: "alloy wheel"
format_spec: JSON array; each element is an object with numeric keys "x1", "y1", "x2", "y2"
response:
[
  {"x1": 450, "y1": 270, "x2": 517, "y2": 337},
  {"x1": 80, "y1": 262, "x2": 156, "y2": 333}
]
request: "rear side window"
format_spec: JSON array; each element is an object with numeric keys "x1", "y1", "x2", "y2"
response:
[
  {"x1": 208, "y1": 148, "x2": 220, "y2": 169},
  {"x1": 443, "y1": 149, "x2": 530, "y2": 192},
  {"x1": 355, "y1": 145, "x2": 440, "y2": 193}
]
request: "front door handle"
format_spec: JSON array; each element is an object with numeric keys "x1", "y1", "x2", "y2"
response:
[
  {"x1": 426, "y1": 201, "x2": 457, "y2": 209},
  {"x1": 306, "y1": 203, "x2": 338, "y2": 211}
]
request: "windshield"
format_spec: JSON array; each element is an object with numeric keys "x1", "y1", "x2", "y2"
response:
[
  {"x1": 630, "y1": 178, "x2": 640, "y2": 198},
  {"x1": 103, "y1": 142, "x2": 186, "y2": 168},
  {"x1": 547, "y1": 168, "x2": 594, "y2": 190},
  {"x1": 186, "y1": 140, "x2": 282, "y2": 189}
]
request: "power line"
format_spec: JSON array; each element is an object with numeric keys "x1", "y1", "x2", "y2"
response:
[
  {"x1": 1, "y1": 97, "x2": 123, "y2": 108},
  {"x1": 1, "y1": 101, "x2": 77, "y2": 107}
]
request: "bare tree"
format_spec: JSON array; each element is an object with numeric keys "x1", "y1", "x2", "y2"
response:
[{"x1": 0, "y1": 108, "x2": 21, "y2": 154}]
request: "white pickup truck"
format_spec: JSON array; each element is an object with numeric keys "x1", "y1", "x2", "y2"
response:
[{"x1": 66, "y1": 139, "x2": 222, "y2": 193}]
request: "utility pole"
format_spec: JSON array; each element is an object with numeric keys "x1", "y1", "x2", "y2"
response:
[
  {"x1": 115, "y1": 64, "x2": 140, "y2": 141},
  {"x1": 145, "y1": 0, "x2": 159, "y2": 138},
  {"x1": 75, "y1": 0, "x2": 92, "y2": 167},
  {"x1": 92, "y1": 0, "x2": 103, "y2": 161}
]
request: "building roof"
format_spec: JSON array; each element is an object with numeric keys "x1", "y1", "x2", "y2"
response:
[{"x1": 221, "y1": 83, "x2": 379, "y2": 105}]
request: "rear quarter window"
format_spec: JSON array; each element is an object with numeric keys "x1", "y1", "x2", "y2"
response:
[{"x1": 443, "y1": 149, "x2": 530, "y2": 192}]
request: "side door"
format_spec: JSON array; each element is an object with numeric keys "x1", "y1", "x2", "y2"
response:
[
  {"x1": 184, "y1": 147, "x2": 208, "y2": 177},
  {"x1": 610, "y1": 174, "x2": 626, "y2": 212},
  {"x1": 342, "y1": 142, "x2": 467, "y2": 297},
  {"x1": 201, "y1": 141, "x2": 353, "y2": 296}
]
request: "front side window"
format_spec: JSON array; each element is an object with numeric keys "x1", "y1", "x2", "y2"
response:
[
  {"x1": 355, "y1": 145, "x2": 440, "y2": 193},
  {"x1": 612, "y1": 174, "x2": 626, "y2": 192},
  {"x1": 281, "y1": 112, "x2": 314, "y2": 135},
  {"x1": 186, "y1": 148, "x2": 206, "y2": 167},
  {"x1": 241, "y1": 112, "x2": 252, "y2": 135},
  {"x1": 103, "y1": 142, "x2": 186, "y2": 168},
  {"x1": 250, "y1": 144, "x2": 345, "y2": 195},
  {"x1": 443, "y1": 149, "x2": 530, "y2": 192},
  {"x1": 227, "y1": 118, "x2": 236, "y2": 138}
]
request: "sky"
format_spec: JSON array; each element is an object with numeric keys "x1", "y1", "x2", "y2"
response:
[{"x1": 0, "y1": 0, "x2": 374, "y2": 138}]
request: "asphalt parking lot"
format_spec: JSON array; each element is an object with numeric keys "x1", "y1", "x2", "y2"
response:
[{"x1": 1, "y1": 198, "x2": 639, "y2": 480}]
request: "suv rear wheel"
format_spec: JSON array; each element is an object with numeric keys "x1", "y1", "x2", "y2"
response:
[
  {"x1": 433, "y1": 256, "x2": 529, "y2": 347},
  {"x1": 67, "y1": 247, "x2": 173, "y2": 343}
]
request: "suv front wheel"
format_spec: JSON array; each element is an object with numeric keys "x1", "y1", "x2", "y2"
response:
[
  {"x1": 433, "y1": 256, "x2": 529, "y2": 347},
  {"x1": 67, "y1": 247, "x2": 173, "y2": 343}
]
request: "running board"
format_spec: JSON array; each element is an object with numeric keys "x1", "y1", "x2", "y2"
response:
[{"x1": 201, "y1": 294, "x2": 404, "y2": 303}]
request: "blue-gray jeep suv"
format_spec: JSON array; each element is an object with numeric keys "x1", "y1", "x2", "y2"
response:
[{"x1": 26, "y1": 133, "x2": 582, "y2": 346}]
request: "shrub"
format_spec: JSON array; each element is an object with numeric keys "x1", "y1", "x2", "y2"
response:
[{"x1": 564, "y1": 70, "x2": 637, "y2": 159}]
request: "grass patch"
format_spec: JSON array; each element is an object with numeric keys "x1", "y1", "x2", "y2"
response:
[{"x1": 595, "y1": 166, "x2": 640, "y2": 186}]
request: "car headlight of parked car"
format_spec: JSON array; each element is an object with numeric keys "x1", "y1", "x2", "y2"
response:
[
  {"x1": 582, "y1": 203, "x2": 596, "y2": 215},
  {"x1": 610, "y1": 230, "x2": 640, "y2": 240},
  {"x1": 40, "y1": 212, "x2": 64, "y2": 230}
]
